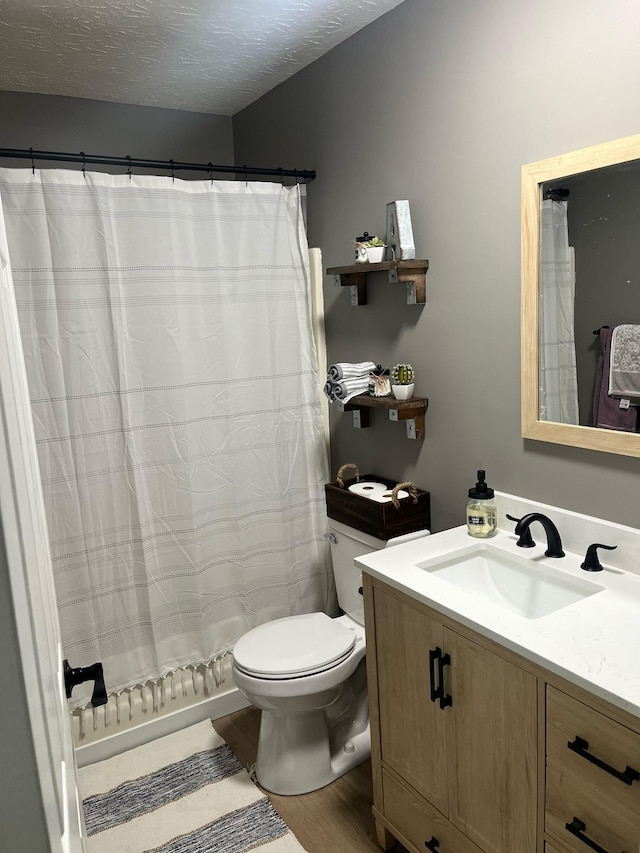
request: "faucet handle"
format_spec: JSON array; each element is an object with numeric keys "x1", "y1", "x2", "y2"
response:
[
  {"x1": 581, "y1": 543, "x2": 617, "y2": 572},
  {"x1": 506, "y1": 514, "x2": 535, "y2": 548}
]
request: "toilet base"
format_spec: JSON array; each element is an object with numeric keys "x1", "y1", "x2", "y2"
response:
[{"x1": 255, "y1": 708, "x2": 370, "y2": 795}]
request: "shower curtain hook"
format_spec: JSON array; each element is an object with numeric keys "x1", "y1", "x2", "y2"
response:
[
  {"x1": 293, "y1": 168, "x2": 299, "y2": 184},
  {"x1": 81, "y1": 151, "x2": 86, "y2": 178},
  {"x1": 126, "y1": 155, "x2": 132, "y2": 180},
  {"x1": 29, "y1": 147, "x2": 36, "y2": 175},
  {"x1": 243, "y1": 164, "x2": 248, "y2": 188},
  {"x1": 278, "y1": 167, "x2": 284, "y2": 185},
  {"x1": 169, "y1": 159, "x2": 175, "y2": 183},
  {"x1": 208, "y1": 162, "x2": 214, "y2": 185}
]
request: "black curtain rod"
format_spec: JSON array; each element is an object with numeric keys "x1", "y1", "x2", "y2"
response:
[{"x1": 0, "y1": 148, "x2": 316, "y2": 182}]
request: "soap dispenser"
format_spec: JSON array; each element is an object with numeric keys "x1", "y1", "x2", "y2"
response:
[{"x1": 467, "y1": 469, "x2": 497, "y2": 538}]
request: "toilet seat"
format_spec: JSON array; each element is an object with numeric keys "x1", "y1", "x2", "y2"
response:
[{"x1": 233, "y1": 612, "x2": 356, "y2": 680}]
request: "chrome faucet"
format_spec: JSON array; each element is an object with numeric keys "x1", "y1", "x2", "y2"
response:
[{"x1": 512, "y1": 512, "x2": 565, "y2": 558}]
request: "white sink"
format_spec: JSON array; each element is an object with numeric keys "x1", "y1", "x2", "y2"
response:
[{"x1": 416, "y1": 545, "x2": 604, "y2": 619}]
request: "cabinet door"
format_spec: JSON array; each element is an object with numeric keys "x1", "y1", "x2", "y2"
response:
[
  {"x1": 374, "y1": 586, "x2": 449, "y2": 814},
  {"x1": 444, "y1": 627, "x2": 538, "y2": 853}
]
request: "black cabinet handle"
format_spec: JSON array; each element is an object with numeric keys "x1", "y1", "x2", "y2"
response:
[
  {"x1": 428, "y1": 647, "x2": 453, "y2": 709},
  {"x1": 424, "y1": 837, "x2": 439, "y2": 852},
  {"x1": 565, "y1": 817, "x2": 618, "y2": 853},
  {"x1": 438, "y1": 651, "x2": 452, "y2": 710},
  {"x1": 429, "y1": 648, "x2": 439, "y2": 703},
  {"x1": 568, "y1": 736, "x2": 640, "y2": 785}
]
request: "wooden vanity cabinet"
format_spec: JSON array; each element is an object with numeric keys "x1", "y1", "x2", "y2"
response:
[
  {"x1": 366, "y1": 580, "x2": 537, "y2": 853},
  {"x1": 364, "y1": 574, "x2": 640, "y2": 853},
  {"x1": 545, "y1": 687, "x2": 640, "y2": 853}
]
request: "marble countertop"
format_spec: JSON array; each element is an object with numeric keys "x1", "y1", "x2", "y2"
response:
[{"x1": 356, "y1": 524, "x2": 640, "y2": 719}]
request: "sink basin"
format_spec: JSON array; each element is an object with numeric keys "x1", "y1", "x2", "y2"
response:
[{"x1": 416, "y1": 546, "x2": 604, "y2": 619}]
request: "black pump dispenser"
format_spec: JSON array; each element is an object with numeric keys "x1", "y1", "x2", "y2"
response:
[{"x1": 468, "y1": 469, "x2": 494, "y2": 500}]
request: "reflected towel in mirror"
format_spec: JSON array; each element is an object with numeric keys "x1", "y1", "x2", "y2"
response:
[
  {"x1": 593, "y1": 327, "x2": 637, "y2": 431},
  {"x1": 609, "y1": 324, "x2": 640, "y2": 399}
]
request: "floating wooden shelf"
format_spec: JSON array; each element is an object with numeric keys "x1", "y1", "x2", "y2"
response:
[
  {"x1": 326, "y1": 259, "x2": 429, "y2": 306},
  {"x1": 337, "y1": 394, "x2": 429, "y2": 440}
]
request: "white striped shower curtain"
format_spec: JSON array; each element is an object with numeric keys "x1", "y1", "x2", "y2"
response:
[
  {"x1": 0, "y1": 169, "x2": 332, "y2": 707},
  {"x1": 539, "y1": 199, "x2": 579, "y2": 424}
]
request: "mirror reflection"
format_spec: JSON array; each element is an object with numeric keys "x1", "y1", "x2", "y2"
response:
[
  {"x1": 540, "y1": 161, "x2": 640, "y2": 432},
  {"x1": 521, "y1": 133, "x2": 640, "y2": 458}
]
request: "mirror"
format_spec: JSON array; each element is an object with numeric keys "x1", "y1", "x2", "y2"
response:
[{"x1": 521, "y1": 133, "x2": 640, "y2": 458}]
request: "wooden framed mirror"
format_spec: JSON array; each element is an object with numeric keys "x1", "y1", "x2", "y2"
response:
[{"x1": 521, "y1": 133, "x2": 640, "y2": 458}]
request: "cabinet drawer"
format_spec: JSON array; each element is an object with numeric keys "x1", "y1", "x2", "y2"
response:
[
  {"x1": 547, "y1": 686, "x2": 640, "y2": 816},
  {"x1": 382, "y1": 767, "x2": 482, "y2": 853},
  {"x1": 546, "y1": 762, "x2": 640, "y2": 853}
]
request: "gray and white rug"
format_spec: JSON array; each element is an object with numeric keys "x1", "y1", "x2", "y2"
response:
[{"x1": 78, "y1": 719, "x2": 308, "y2": 853}]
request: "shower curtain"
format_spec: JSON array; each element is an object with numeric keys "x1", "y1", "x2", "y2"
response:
[
  {"x1": 539, "y1": 198, "x2": 579, "y2": 424},
  {"x1": 0, "y1": 168, "x2": 332, "y2": 706}
]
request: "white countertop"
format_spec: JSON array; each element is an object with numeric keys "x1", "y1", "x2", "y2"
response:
[{"x1": 356, "y1": 524, "x2": 640, "y2": 719}]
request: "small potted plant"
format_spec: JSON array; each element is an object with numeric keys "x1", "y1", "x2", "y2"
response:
[
  {"x1": 391, "y1": 363, "x2": 415, "y2": 400},
  {"x1": 365, "y1": 235, "x2": 387, "y2": 263}
]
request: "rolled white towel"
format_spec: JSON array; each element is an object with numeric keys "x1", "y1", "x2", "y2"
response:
[
  {"x1": 328, "y1": 361, "x2": 377, "y2": 381},
  {"x1": 323, "y1": 380, "x2": 335, "y2": 401},
  {"x1": 332, "y1": 376, "x2": 370, "y2": 403}
]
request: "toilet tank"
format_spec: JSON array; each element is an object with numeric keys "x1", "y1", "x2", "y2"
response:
[{"x1": 328, "y1": 518, "x2": 429, "y2": 625}]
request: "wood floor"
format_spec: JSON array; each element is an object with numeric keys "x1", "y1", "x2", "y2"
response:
[{"x1": 214, "y1": 706, "x2": 409, "y2": 853}]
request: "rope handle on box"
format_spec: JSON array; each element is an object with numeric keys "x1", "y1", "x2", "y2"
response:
[
  {"x1": 391, "y1": 482, "x2": 419, "y2": 510},
  {"x1": 336, "y1": 463, "x2": 360, "y2": 488}
]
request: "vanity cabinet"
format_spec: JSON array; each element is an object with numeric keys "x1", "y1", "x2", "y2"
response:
[
  {"x1": 364, "y1": 574, "x2": 640, "y2": 853},
  {"x1": 368, "y1": 581, "x2": 537, "y2": 853},
  {"x1": 545, "y1": 687, "x2": 640, "y2": 853}
]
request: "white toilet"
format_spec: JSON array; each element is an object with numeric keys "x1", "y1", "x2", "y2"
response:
[{"x1": 232, "y1": 517, "x2": 429, "y2": 795}]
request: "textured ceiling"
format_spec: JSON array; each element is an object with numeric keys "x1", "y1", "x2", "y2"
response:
[{"x1": 0, "y1": 0, "x2": 405, "y2": 116}]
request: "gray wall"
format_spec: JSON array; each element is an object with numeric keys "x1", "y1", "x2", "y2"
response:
[
  {"x1": 234, "y1": 0, "x2": 640, "y2": 532},
  {"x1": 0, "y1": 522, "x2": 50, "y2": 853},
  {"x1": 0, "y1": 91, "x2": 234, "y2": 173}
]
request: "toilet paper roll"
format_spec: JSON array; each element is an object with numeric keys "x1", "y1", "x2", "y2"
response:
[
  {"x1": 348, "y1": 481, "x2": 387, "y2": 497},
  {"x1": 348, "y1": 482, "x2": 409, "y2": 503},
  {"x1": 370, "y1": 489, "x2": 410, "y2": 503}
]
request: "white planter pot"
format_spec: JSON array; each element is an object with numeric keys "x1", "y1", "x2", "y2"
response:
[
  {"x1": 366, "y1": 246, "x2": 385, "y2": 263},
  {"x1": 391, "y1": 383, "x2": 414, "y2": 400}
]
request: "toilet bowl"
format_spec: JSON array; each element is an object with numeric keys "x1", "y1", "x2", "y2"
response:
[{"x1": 231, "y1": 518, "x2": 429, "y2": 795}]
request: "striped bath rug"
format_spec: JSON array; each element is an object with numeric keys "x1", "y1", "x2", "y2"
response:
[{"x1": 78, "y1": 719, "x2": 308, "y2": 853}]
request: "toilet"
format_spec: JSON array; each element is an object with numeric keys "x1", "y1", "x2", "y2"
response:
[{"x1": 231, "y1": 517, "x2": 430, "y2": 795}]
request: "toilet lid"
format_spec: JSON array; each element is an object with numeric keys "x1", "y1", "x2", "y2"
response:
[{"x1": 233, "y1": 613, "x2": 356, "y2": 679}]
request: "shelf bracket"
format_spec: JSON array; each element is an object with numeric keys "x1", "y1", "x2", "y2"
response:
[
  {"x1": 328, "y1": 260, "x2": 428, "y2": 307},
  {"x1": 339, "y1": 395, "x2": 428, "y2": 439},
  {"x1": 388, "y1": 264, "x2": 426, "y2": 305},
  {"x1": 333, "y1": 271, "x2": 367, "y2": 306},
  {"x1": 337, "y1": 401, "x2": 370, "y2": 428},
  {"x1": 351, "y1": 408, "x2": 369, "y2": 429},
  {"x1": 389, "y1": 405, "x2": 425, "y2": 439}
]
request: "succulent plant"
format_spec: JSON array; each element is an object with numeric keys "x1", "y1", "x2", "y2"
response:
[
  {"x1": 365, "y1": 236, "x2": 386, "y2": 248},
  {"x1": 391, "y1": 363, "x2": 414, "y2": 385}
]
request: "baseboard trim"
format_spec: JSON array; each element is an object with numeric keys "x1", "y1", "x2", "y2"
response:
[{"x1": 75, "y1": 687, "x2": 250, "y2": 768}]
